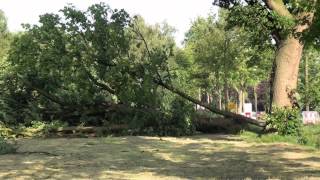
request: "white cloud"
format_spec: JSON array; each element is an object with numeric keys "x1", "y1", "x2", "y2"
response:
[{"x1": 0, "y1": 0, "x2": 217, "y2": 45}]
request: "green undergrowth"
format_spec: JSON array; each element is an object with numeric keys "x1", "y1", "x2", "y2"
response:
[
  {"x1": 0, "y1": 121, "x2": 67, "y2": 138},
  {"x1": 240, "y1": 125, "x2": 320, "y2": 149}
]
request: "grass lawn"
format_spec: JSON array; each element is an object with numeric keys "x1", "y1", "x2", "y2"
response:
[{"x1": 0, "y1": 134, "x2": 320, "y2": 179}]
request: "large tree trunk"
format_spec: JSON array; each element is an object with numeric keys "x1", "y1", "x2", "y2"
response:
[{"x1": 272, "y1": 36, "x2": 304, "y2": 107}]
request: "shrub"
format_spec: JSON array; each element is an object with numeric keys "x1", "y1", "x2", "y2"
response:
[
  {"x1": 163, "y1": 97, "x2": 195, "y2": 136},
  {"x1": 265, "y1": 107, "x2": 302, "y2": 136}
]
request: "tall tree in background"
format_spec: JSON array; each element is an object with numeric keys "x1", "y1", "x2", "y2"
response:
[
  {"x1": 184, "y1": 10, "x2": 272, "y2": 112},
  {"x1": 213, "y1": 0, "x2": 319, "y2": 109}
]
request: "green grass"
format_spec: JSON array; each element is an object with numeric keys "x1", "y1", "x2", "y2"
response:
[{"x1": 240, "y1": 125, "x2": 320, "y2": 149}]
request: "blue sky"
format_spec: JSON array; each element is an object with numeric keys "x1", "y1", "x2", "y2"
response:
[{"x1": 0, "y1": 0, "x2": 216, "y2": 45}]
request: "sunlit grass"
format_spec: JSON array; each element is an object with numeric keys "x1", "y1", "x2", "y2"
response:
[{"x1": 240, "y1": 125, "x2": 320, "y2": 149}]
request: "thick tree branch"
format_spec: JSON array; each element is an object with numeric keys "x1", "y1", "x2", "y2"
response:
[{"x1": 264, "y1": 0, "x2": 294, "y2": 19}]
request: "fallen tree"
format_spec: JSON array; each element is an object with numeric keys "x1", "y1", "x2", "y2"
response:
[{"x1": 154, "y1": 79, "x2": 266, "y2": 127}]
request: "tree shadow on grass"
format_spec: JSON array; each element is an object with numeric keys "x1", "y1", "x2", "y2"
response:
[{"x1": 0, "y1": 135, "x2": 319, "y2": 179}]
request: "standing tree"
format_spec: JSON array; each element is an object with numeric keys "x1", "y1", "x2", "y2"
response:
[{"x1": 213, "y1": 0, "x2": 319, "y2": 108}]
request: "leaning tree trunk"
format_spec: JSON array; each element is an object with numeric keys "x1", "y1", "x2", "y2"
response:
[{"x1": 272, "y1": 36, "x2": 304, "y2": 107}]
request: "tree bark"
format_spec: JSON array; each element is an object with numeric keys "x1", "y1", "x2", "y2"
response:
[{"x1": 272, "y1": 36, "x2": 304, "y2": 107}]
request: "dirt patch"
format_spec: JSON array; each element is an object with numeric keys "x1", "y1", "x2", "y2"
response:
[{"x1": 0, "y1": 134, "x2": 319, "y2": 179}]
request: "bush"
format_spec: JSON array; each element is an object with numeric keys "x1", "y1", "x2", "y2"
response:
[
  {"x1": 163, "y1": 97, "x2": 195, "y2": 136},
  {"x1": 265, "y1": 107, "x2": 302, "y2": 136}
]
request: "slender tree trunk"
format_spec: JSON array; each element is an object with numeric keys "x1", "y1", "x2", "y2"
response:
[
  {"x1": 273, "y1": 36, "x2": 304, "y2": 107},
  {"x1": 224, "y1": 82, "x2": 229, "y2": 110},
  {"x1": 241, "y1": 90, "x2": 245, "y2": 112},
  {"x1": 305, "y1": 54, "x2": 310, "y2": 111},
  {"x1": 218, "y1": 90, "x2": 222, "y2": 110},
  {"x1": 237, "y1": 89, "x2": 243, "y2": 114},
  {"x1": 254, "y1": 86, "x2": 258, "y2": 112}
]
